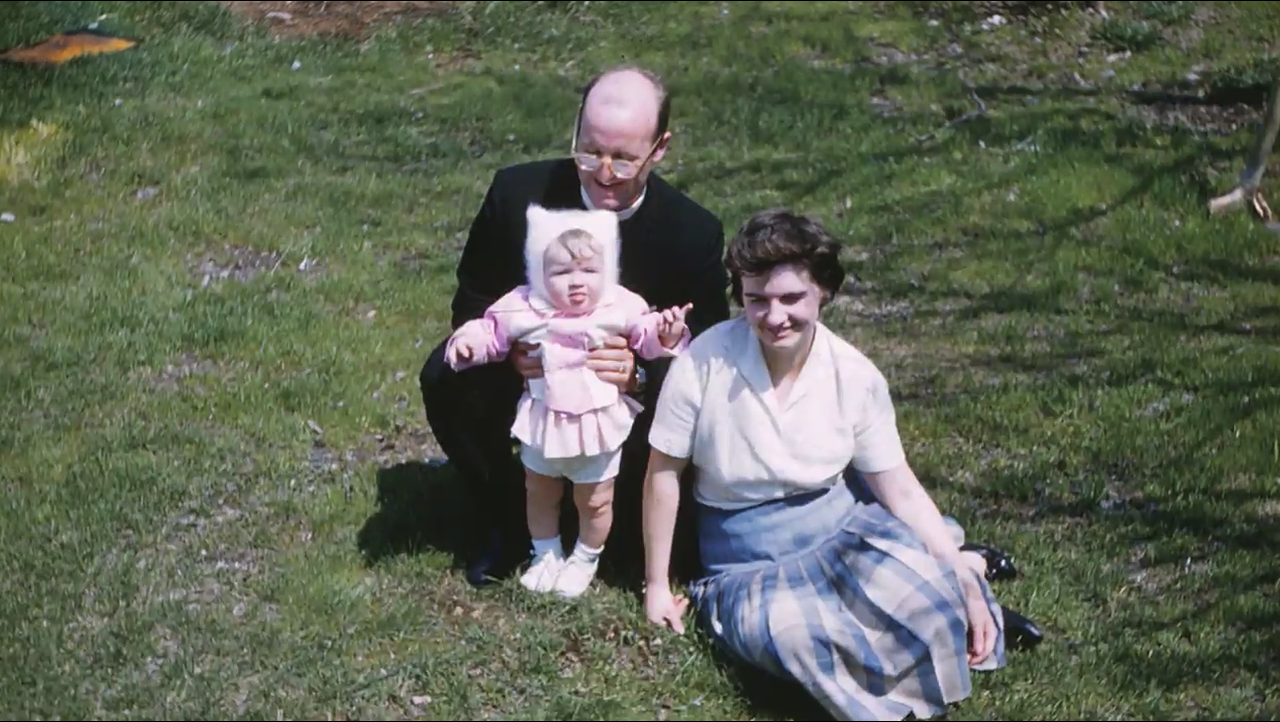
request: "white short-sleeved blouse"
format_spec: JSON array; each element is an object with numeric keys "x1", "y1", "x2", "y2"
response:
[{"x1": 648, "y1": 315, "x2": 908, "y2": 510}]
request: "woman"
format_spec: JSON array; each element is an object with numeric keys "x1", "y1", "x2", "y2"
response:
[{"x1": 641, "y1": 209, "x2": 1010, "y2": 721}]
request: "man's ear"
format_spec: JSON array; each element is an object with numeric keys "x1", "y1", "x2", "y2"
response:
[{"x1": 650, "y1": 131, "x2": 672, "y2": 164}]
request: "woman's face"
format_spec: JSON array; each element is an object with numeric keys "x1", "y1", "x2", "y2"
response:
[{"x1": 739, "y1": 262, "x2": 825, "y2": 354}]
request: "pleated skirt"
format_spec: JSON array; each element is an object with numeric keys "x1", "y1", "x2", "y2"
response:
[{"x1": 687, "y1": 479, "x2": 1008, "y2": 721}]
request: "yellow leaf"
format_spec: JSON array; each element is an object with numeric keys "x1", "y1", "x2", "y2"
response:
[{"x1": 0, "y1": 29, "x2": 139, "y2": 65}]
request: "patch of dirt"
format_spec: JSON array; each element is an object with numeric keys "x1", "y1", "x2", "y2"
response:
[
  {"x1": 363, "y1": 420, "x2": 444, "y2": 466},
  {"x1": 186, "y1": 243, "x2": 320, "y2": 287},
  {"x1": 1123, "y1": 542, "x2": 1211, "y2": 597},
  {"x1": 886, "y1": 0, "x2": 1262, "y2": 138},
  {"x1": 134, "y1": 352, "x2": 246, "y2": 392},
  {"x1": 308, "y1": 417, "x2": 445, "y2": 478},
  {"x1": 350, "y1": 300, "x2": 380, "y2": 324},
  {"x1": 1123, "y1": 89, "x2": 1264, "y2": 137},
  {"x1": 218, "y1": 1, "x2": 457, "y2": 39}
]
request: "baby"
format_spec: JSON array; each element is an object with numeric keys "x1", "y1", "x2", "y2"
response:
[{"x1": 445, "y1": 203, "x2": 692, "y2": 599}]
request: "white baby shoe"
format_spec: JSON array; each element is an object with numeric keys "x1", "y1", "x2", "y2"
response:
[
  {"x1": 519, "y1": 550, "x2": 564, "y2": 594},
  {"x1": 553, "y1": 553, "x2": 599, "y2": 599}
]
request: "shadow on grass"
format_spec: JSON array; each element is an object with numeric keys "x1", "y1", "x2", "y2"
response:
[
  {"x1": 718, "y1": 659, "x2": 836, "y2": 722},
  {"x1": 682, "y1": 112, "x2": 1239, "y2": 264},
  {"x1": 813, "y1": 169, "x2": 1280, "y2": 705},
  {"x1": 968, "y1": 460, "x2": 1280, "y2": 703},
  {"x1": 356, "y1": 459, "x2": 474, "y2": 573},
  {"x1": 352, "y1": 448, "x2": 704, "y2": 595},
  {"x1": 927, "y1": 312, "x2": 1280, "y2": 702},
  {"x1": 353, "y1": 463, "x2": 941, "y2": 721}
]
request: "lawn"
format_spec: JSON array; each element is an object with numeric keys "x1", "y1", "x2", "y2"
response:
[{"x1": 3, "y1": 0, "x2": 1280, "y2": 719}]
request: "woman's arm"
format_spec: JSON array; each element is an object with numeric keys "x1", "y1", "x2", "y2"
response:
[
  {"x1": 643, "y1": 448, "x2": 689, "y2": 589},
  {"x1": 861, "y1": 463, "x2": 966, "y2": 571},
  {"x1": 849, "y1": 366, "x2": 971, "y2": 572},
  {"x1": 863, "y1": 461, "x2": 995, "y2": 658}
]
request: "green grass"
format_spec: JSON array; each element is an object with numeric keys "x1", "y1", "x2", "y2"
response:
[{"x1": 4, "y1": 0, "x2": 1280, "y2": 718}]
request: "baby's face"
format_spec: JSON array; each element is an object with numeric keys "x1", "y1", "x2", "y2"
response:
[{"x1": 543, "y1": 244, "x2": 604, "y2": 312}]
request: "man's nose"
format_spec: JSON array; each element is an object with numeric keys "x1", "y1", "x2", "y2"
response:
[{"x1": 594, "y1": 162, "x2": 619, "y2": 183}]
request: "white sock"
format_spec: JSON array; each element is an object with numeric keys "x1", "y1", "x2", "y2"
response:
[
  {"x1": 531, "y1": 536, "x2": 562, "y2": 559},
  {"x1": 571, "y1": 540, "x2": 603, "y2": 563}
]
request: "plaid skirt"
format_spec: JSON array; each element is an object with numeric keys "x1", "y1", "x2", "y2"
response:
[{"x1": 687, "y1": 478, "x2": 1008, "y2": 721}]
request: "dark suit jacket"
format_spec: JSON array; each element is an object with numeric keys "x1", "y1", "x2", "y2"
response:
[{"x1": 449, "y1": 157, "x2": 732, "y2": 410}]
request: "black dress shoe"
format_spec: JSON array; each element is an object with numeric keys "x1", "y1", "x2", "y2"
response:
[
  {"x1": 1000, "y1": 606, "x2": 1044, "y2": 650},
  {"x1": 465, "y1": 530, "x2": 510, "y2": 588},
  {"x1": 960, "y1": 542, "x2": 1019, "y2": 582}
]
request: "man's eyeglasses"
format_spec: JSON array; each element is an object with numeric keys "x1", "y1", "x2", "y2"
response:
[
  {"x1": 570, "y1": 113, "x2": 662, "y2": 180},
  {"x1": 572, "y1": 149, "x2": 655, "y2": 180}
]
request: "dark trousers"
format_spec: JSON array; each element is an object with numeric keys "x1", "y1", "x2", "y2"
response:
[{"x1": 418, "y1": 337, "x2": 701, "y2": 583}]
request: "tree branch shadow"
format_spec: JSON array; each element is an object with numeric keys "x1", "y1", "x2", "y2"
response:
[{"x1": 942, "y1": 346, "x2": 1280, "y2": 699}]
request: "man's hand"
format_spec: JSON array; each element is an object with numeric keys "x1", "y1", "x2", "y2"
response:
[
  {"x1": 510, "y1": 341, "x2": 543, "y2": 380},
  {"x1": 586, "y1": 335, "x2": 636, "y2": 391}
]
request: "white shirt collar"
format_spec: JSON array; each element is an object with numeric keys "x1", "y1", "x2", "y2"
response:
[
  {"x1": 580, "y1": 183, "x2": 645, "y2": 221},
  {"x1": 733, "y1": 317, "x2": 831, "y2": 412}
]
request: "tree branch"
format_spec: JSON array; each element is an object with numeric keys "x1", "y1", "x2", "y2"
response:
[{"x1": 1209, "y1": 73, "x2": 1280, "y2": 218}]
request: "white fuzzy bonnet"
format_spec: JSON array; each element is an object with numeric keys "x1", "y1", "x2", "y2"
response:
[{"x1": 523, "y1": 203, "x2": 622, "y2": 307}]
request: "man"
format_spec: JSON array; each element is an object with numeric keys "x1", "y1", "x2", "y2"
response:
[{"x1": 420, "y1": 65, "x2": 732, "y2": 588}]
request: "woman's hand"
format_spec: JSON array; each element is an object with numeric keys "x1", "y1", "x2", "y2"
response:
[
  {"x1": 959, "y1": 571, "x2": 997, "y2": 665},
  {"x1": 644, "y1": 584, "x2": 690, "y2": 635}
]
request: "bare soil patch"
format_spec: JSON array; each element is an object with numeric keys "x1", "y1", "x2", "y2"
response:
[
  {"x1": 308, "y1": 417, "x2": 445, "y2": 477},
  {"x1": 218, "y1": 1, "x2": 457, "y2": 39},
  {"x1": 185, "y1": 243, "x2": 322, "y2": 287},
  {"x1": 133, "y1": 352, "x2": 248, "y2": 393}
]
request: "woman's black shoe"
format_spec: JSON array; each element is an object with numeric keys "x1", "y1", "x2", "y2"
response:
[
  {"x1": 1000, "y1": 606, "x2": 1045, "y2": 650},
  {"x1": 960, "y1": 542, "x2": 1019, "y2": 582}
]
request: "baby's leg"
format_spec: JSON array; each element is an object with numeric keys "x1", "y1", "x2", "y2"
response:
[
  {"x1": 546, "y1": 448, "x2": 622, "y2": 599},
  {"x1": 520, "y1": 465, "x2": 566, "y2": 594},
  {"x1": 574, "y1": 477, "x2": 615, "y2": 550},
  {"x1": 554, "y1": 476, "x2": 614, "y2": 599},
  {"x1": 524, "y1": 467, "x2": 564, "y2": 545}
]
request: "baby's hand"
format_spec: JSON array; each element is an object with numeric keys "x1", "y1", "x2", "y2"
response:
[
  {"x1": 657, "y1": 303, "x2": 693, "y2": 347},
  {"x1": 446, "y1": 339, "x2": 476, "y2": 368}
]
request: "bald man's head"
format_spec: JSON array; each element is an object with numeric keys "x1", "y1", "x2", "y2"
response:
[
  {"x1": 579, "y1": 67, "x2": 670, "y2": 142},
  {"x1": 572, "y1": 65, "x2": 673, "y2": 212}
]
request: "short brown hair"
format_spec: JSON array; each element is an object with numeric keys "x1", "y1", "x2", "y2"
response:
[{"x1": 726, "y1": 209, "x2": 846, "y2": 306}]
